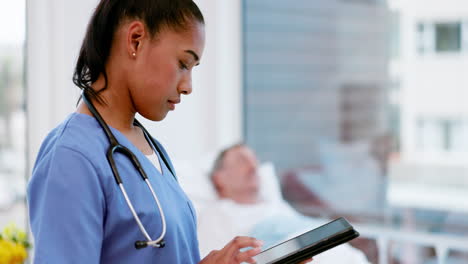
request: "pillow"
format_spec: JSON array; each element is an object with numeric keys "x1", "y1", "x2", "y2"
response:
[
  {"x1": 258, "y1": 161, "x2": 283, "y2": 202},
  {"x1": 175, "y1": 152, "x2": 218, "y2": 202},
  {"x1": 174, "y1": 155, "x2": 283, "y2": 204}
]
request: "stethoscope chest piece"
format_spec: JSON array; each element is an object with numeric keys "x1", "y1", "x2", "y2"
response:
[{"x1": 135, "y1": 239, "x2": 166, "y2": 249}]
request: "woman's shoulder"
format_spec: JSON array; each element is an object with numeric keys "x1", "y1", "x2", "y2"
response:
[{"x1": 37, "y1": 113, "x2": 108, "y2": 161}]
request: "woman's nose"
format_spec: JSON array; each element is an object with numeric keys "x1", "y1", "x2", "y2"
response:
[{"x1": 178, "y1": 73, "x2": 193, "y2": 95}]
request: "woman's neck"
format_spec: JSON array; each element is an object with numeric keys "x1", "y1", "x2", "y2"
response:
[{"x1": 76, "y1": 79, "x2": 136, "y2": 134}]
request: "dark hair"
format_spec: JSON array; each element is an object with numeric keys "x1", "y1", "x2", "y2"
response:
[{"x1": 73, "y1": 0, "x2": 204, "y2": 104}]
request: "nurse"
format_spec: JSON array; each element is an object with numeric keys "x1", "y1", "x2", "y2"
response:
[{"x1": 27, "y1": 0, "x2": 264, "y2": 263}]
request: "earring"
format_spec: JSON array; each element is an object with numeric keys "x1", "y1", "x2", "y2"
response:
[{"x1": 132, "y1": 52, "x2": 136, "y2": 57}]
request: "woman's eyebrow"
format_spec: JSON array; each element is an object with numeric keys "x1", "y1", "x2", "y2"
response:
[{"x1": 185, "y1": 50, "x2": 200, "y2": 62}]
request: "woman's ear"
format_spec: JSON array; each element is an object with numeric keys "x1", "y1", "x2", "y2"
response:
[{"x1": 126, "y1": 21, "x2": 146, "y2": 58}]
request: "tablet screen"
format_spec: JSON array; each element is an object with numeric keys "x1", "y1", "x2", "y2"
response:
[{"x1": 254, "y1": 218, "x2": 351, "y2": 263}]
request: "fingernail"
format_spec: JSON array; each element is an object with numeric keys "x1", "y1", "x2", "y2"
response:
[{"x1": 255, "y1": 240, "x2": 264, "y2": 247}]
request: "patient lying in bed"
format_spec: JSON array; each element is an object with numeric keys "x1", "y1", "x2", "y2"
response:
[{"x1": 176, "y1": 144, "x2": 370, "y2": 263}]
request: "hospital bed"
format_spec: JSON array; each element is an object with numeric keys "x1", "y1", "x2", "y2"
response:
[{"x1": 174, "y1": 155, "x2": 371, "y2": 264}]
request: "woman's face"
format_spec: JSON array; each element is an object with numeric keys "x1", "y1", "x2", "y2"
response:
[{"x1": 128, "y1": 22, "x2": 205, "y2": 121}]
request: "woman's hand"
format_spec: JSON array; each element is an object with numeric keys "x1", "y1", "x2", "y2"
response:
[
  {"x1": 199, "y1": 236, "x2": 262, "y2": 264},
  {"x1": 198, "y1": 236, "x2": 314, "y2": 264}
]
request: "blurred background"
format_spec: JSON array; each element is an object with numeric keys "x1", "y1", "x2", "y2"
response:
[{"x1": 1, "y1": 0, "x2": 468, "y2": 263}]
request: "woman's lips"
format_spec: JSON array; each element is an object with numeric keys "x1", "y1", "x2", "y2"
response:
[
  {"x1": 168, "y1": 102, "x2": 175, "y2": 110},
  {"x1": 168, "y1": 99, "x2": 180, "y2": 110}
]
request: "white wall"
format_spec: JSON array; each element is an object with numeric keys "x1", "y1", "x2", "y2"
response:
[
  {"x1": 140, "y1": 0, "x2": 243, "y2": 161},
  {"x1": 26, "y1": 0, "x2": 243, "y2": 169},
  {"x1": 26, "y1": 0, "x2": 95, "y2": 168}
]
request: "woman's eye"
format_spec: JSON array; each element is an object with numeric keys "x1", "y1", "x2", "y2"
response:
[{"x1": 179, "y1": 61, "x2": 188, "y2": 70}]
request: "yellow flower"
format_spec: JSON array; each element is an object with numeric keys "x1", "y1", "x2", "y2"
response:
[
  {"x1": 16, "y1": 231, "x2": 27, "y2": 242},
  {"x1": 2, "y1": 224, "x2": 14, "y2": 239},
  {"x1": 0, "y1": 240, "x2": 14, "y2": 263},
  {"x1": 0, "y1": 223, "x2": 30, "y2": 264},
  {"x1": 0, "y1": 239, "x2": 28, "y2": 264}
]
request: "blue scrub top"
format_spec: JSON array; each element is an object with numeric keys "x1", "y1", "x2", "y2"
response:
[{"x1": 28, "y1": 113, "x2": 201, "y2": 264}]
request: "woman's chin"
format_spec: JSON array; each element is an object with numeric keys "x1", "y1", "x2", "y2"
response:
[{"x1": 140, "y1": 111, "x2": 168, "y2": 122}]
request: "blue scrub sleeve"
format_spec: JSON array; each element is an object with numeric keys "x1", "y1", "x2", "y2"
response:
[{"x1": 29, "y1": 146, "x2": 106, "y2": 264}]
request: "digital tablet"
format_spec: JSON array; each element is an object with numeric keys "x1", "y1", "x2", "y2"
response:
[{"x1": 253, "y1": 217, "x2": 359, "y2": 264}]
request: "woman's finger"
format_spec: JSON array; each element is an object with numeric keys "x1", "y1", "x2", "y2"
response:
[
  {"x1": 222, "y1": 236, "x2": 263, "y2": 257},
  {"x1": 234, "y1": 247, "x2": 262, "y2": 263}
]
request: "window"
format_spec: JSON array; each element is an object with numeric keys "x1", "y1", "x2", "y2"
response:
[
  {"x1": 416, "y1": 118, "x2": 444, "y2": 152},
  {"x1": 435, "y1": 22, "x2": 461, "y2": 52},
  {"x1": 442, "y1": 119, "x2": 453, "y2": 150},
  {"x1": 417, "y1": 21, "x2": 463, "y2": 54},
  {"x1": 417, "y1": 118, "x2": 468, "y2": 152},
  {"x1": 417, "y1": 23, "x2": 427, "y2": 54},
  {"x1": 0, "y1": 1, "x2": 27, "y2": 230},
  {"x1": 244, "y1": 0, "x2": 468, "y2": 263}
]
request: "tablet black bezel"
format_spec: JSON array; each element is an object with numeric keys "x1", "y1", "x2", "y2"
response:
[{"x1": 254, "y1": 217, "x2": 360, "y2": 264}]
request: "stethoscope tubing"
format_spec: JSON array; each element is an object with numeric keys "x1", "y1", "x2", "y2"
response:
[
  {"x1": 118, "y1": 180, "x2": 167, "y2": 247},
  {"x1": 82, "y1": 92, "x2": 167, "y2": 249}
]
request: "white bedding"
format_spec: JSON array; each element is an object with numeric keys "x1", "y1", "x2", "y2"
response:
[
  {"x1": 175, "y1": 157, "x2": 370, "y2": 263},
  {"x1": 195, "y1": 198, "x2": 370, "y2": 264}
]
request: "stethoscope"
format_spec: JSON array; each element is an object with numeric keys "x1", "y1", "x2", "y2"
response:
[{"x1": 82, "y1": 92, "x2": 175, "y2": 250}]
